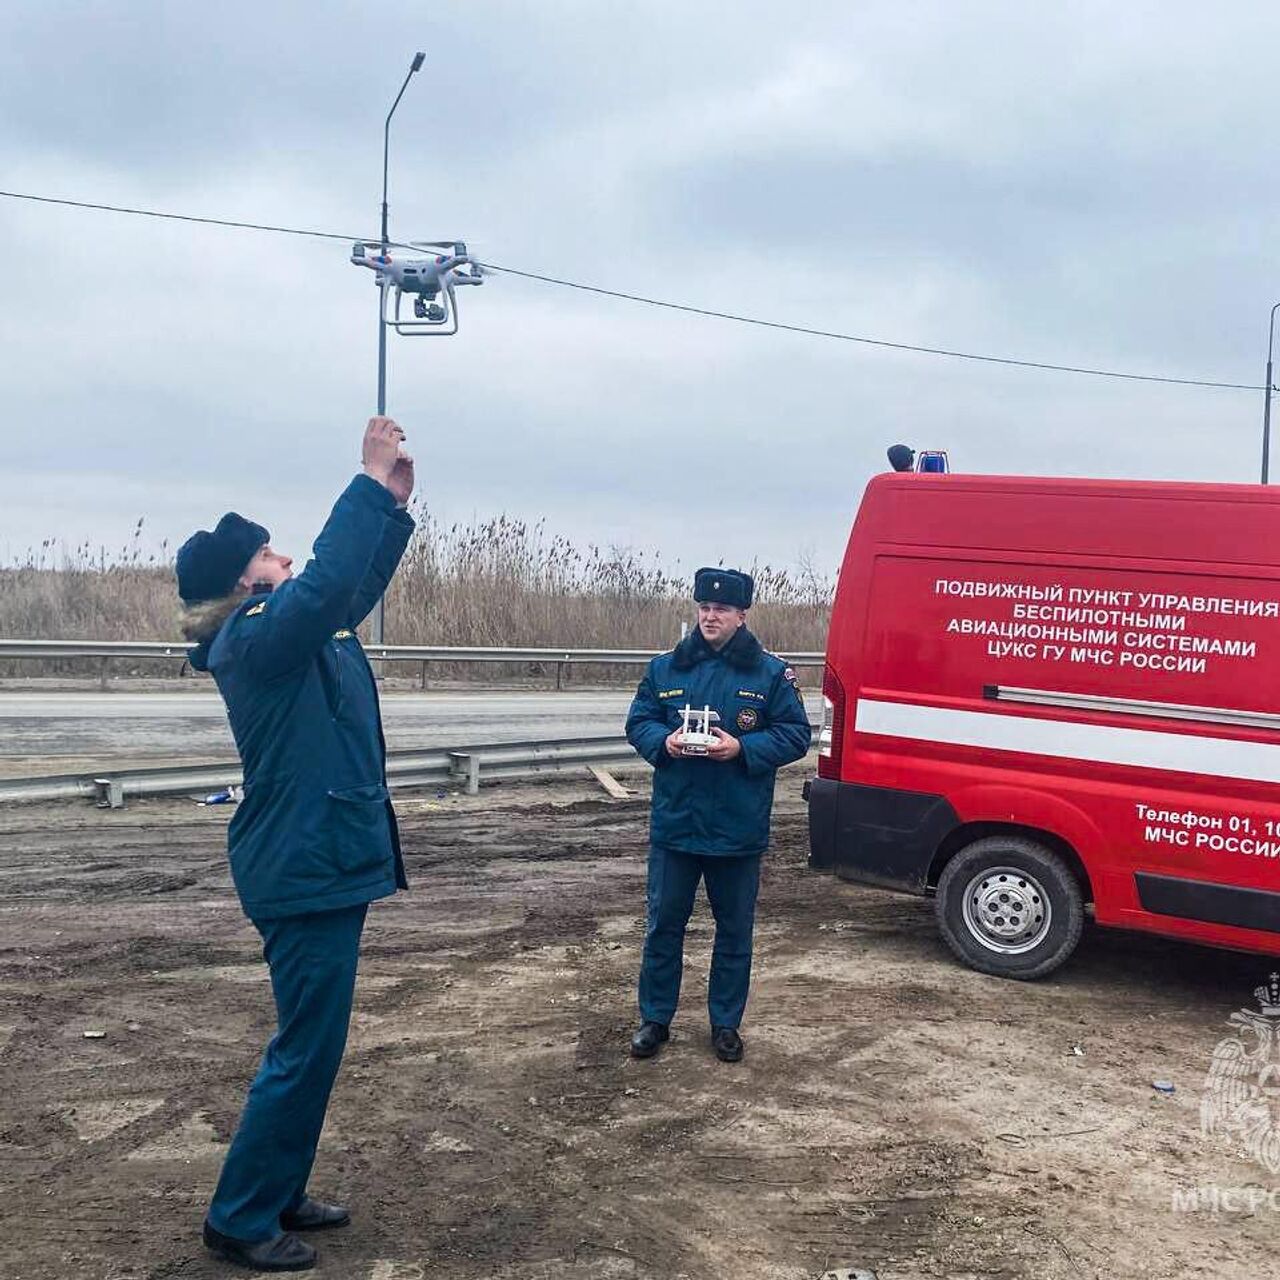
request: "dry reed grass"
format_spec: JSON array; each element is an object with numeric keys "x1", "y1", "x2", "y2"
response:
[{"x1": 0, "y1": 506, "x2": 833, "y2": 680}]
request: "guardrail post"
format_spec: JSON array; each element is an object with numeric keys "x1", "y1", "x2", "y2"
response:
[
  {"x1": 93, "y1": 777, "x2": 124, "y2": 809},
  {"x1": 420, "y1": 660, "x2": 429, "y2": 691},
  {"x1": 555, "y1": 661, "x2": 565, "y2": 691},
  {"x1": 448, "y1": 752, "x2": 480, "y2": 796},
  {"x1": 99, "y1": 657, "x2": 110, "y2": 692}
]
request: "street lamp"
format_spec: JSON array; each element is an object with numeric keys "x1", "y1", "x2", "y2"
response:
[
  {"x1": 371, "y1": 51, "x2": 425, "y2": 646},
  {"x1": 1262, "y1": 301, "x2": 1280, "y2": 485}
]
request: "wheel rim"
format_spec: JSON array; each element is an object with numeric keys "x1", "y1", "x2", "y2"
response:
[{"x1": 960, "y1": 865, "x2": 1052, "y2": 955}]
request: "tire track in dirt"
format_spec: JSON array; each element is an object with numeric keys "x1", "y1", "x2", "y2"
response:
[{"x1": 2, "y1": 778, "x2": 1276, "y2": 1278}]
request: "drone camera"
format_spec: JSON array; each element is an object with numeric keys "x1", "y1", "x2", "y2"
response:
[{"x1": 412, "y1": 298, "x2": 447, "y2": 322}]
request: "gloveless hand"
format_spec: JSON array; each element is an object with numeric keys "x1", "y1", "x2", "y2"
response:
[
  {"x1": 362, "y1": 416, "x2": 406, "y2": 486},
  {"x1": 705, "y1": 728, "x2": 742, "y2": 762},
  {"x1": 386, "y1": 451, "x2": 415, "y2": 507}
]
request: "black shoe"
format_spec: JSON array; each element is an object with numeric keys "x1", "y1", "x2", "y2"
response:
[
  {"x1": 202, "y1": 1221, "x2": 316, "y2": 1271},
  {"x1": 281, "y1": 1197, "x2": 350, "y2": 1231},
  {"x1": 712, "y1": 1026, "x2": 744, "y2": 1062},
  {"x1": 629, "y1": 1020, "x2": 670, "y2": 1058}
]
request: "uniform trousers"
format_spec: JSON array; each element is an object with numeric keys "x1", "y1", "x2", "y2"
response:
[
  {"x1": 207, "y1": 903, "x2": 367, "y2": 1242},
  {"x1": 639, "y1": 847, "x2": 762, "y2": 1029}
]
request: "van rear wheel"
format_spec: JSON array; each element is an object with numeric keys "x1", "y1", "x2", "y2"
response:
[{"x1": 935, "y1": 836, "x2": 1084, "y2": 979}]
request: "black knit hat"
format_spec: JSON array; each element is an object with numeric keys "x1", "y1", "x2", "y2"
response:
[
  {"x1": 693, "y1": 567, "x2": 753, "y2": 609},
  {"x1": 176, "y1": 513, "x2": 270, "y2": 605}
]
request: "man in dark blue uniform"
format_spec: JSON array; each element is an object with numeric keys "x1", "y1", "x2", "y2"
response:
[
  {"x1": 176, "y1": 416, "x2": 414, "y2": 1272},
  {"x1": 625, "y1": 568, "x2": 811, "y2": 1063}
]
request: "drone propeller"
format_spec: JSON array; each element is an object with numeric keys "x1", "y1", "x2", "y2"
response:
[{"x1": 404, "y1": 238, "x2": 473, "y2": 254}]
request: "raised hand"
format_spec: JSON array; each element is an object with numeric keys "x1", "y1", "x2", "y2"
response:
[
  {"x1": 387, "y1": 451, "x2": 415, "y2": 508},
  {"x1": 361, "y1": 416, "x2": 406, "y2": 486}
]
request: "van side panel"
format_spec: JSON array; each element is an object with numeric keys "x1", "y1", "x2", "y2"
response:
[{"x1": 823, "y1": 474, "x2": 1280, "y2": 960}]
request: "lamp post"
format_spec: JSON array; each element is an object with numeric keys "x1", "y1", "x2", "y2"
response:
[
  {"x1": 1262, "y1": 301, "x2": 1280, "y2": 485},
  {"x1": 369, "y1": 51, "x2": 425, "y2": 647}
]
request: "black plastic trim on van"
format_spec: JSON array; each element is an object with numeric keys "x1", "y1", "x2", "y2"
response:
[
  {"x1": 806, "y1": 777, "x2": 958, "y2": 893},
  {"x1": 1135, "y1": 872, "x2": 1280, "y2": 935}
]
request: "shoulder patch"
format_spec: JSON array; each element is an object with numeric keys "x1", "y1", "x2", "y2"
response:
[
  {"x1": 781, "y1": 665, "x2": 803, "y2": 698},
  {"x1": 333, "y1": 629, "x2": 354, "y2": 640},
  {"x1": 244, "y1": 601, "x2": 267, "y2": 618}
]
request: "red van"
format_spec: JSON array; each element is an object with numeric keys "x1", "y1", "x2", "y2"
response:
[{"x1": 807, "y1": 472, "x2": 1280, "y2": 978}]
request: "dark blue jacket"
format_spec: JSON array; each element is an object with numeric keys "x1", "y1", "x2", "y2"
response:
[
  {"x1": 189, "y1": 474, "x2": 414, "y2": 921},
  {"x1": 626, "y1": 626, "x2": 812, "y2": 856}
]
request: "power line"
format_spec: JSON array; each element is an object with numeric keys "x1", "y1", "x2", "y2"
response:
[
  {"x1": 479, "y1": 263, "x2": 1261, "y2": 391},
  {"x1": 0, "y1": 188, "x2": 1263, "y2": 392},
  {"x1": 0, "y1": 188, "x2": 359, "y2": 243}
]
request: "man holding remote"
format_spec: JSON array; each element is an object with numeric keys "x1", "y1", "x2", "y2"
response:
[{"x1": 625, "y1": 569, "x2": 812, "y2": 1064}]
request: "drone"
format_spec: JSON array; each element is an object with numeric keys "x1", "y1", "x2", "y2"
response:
[{"x1": 350, "y1": 240, "x2": 484, "y2": 335}]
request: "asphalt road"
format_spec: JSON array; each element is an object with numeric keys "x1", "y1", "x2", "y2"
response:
[{"x1": 0, "y1": 689, "x2": 823, "y2": 760}]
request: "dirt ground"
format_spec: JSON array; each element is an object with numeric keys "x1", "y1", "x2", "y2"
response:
[{"x1": 0, "y1": 767, "x2": 1275, "y2": 1280}]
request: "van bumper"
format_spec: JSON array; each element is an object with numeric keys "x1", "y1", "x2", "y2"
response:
[{"x1": 805, "y1": 777, "x2": 959, "y2": 894}]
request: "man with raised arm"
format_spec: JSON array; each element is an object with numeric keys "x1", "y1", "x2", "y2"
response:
[{"x1": 176, "y1": 417, "x2": 414, "y2": 1273}]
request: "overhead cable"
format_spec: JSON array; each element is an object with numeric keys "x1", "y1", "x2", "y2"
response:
[{"x1": 0, "y1": 188, "x2": 1262, "y2": 392}]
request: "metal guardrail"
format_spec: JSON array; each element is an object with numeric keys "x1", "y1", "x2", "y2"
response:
[
  {"x1": 0, "y1": 638, "x2": 824, "y2": 663},
  {"x1": 0, "y1": 639, "x2": 196, "y2": 660},
  {"x1": 0, "y1": 638, "x2": 825, "y2": 690},
  {"x1": 0, "y1": 734, "x2": 645, "y2": 807},
  {"x1": 0, "y1": 717, "x2": 819, "y2": 808}
]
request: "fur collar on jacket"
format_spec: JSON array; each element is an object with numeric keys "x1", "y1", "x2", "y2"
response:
[
  {"x1": 671, "y1": 623, "x2": 764, "y2": 672},
  {"x1": 181, "y1": 590, "x2": 252, "y2": 671}
]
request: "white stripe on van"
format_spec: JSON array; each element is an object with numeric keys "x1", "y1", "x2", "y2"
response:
[{"x1": 856, "y1": 698, "x2": 1280, "y2": 786}]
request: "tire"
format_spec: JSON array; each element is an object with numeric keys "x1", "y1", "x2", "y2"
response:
[{"x1": 934, "y1": 835, "x2": 1084, "y2": 980}]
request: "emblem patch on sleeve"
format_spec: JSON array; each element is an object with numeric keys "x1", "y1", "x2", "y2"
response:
[
  {"x1": 782, "y1": 666, "x2": 803, "y2": 699},
  {"x1": 244, "y1": 602, "x2": 267, "y2": 617},
  {"x1": 736, "y1": 707, "x2": 759, "y2": 732}
]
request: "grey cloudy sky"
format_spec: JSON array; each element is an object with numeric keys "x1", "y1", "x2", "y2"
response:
[{"x1": 1, "y1": 1, "x2": 1277, "y2": 581}]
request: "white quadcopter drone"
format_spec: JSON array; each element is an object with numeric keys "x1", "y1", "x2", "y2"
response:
[{"x1": 350, "y1": 240, "x2": 484, "y2": 336}]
